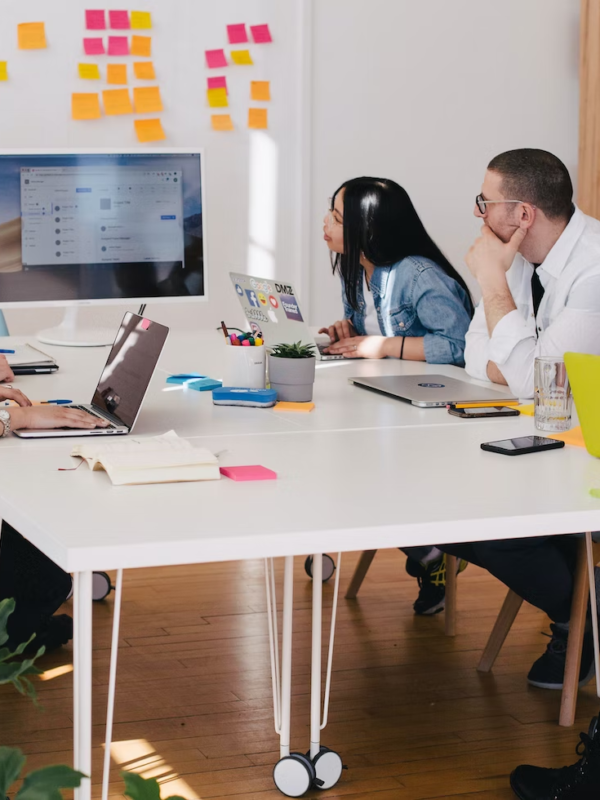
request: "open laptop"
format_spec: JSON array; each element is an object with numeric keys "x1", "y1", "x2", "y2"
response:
[
  {"x1": 15, "y1": 312, "x2": 169, "y2": 438},
  {"x1": 565, "y1": 351, "x2": 600, "y2": 457},
  {"x1": 349, "y1": 374, "x2": 518, "y2": 408},
  {"x1": 229, "y1": 272, "x2": 343, "y2": 360}
]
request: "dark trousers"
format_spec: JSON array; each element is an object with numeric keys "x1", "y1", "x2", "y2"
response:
[
  {"x1": 440, "y1": 535, "x2": 578, "y2": 624},
  {"x1": 0, "y1": 521, "x2": 72, "y2": 647}
]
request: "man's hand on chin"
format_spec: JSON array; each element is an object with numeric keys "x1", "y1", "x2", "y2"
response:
[{"x1": 486, "y1": 360, "x2": 508, "y2": 385}]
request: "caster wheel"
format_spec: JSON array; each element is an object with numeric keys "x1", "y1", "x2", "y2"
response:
[
  {"x1": 273, "y1": 753, "x2": 320, "y2": 797},
  {"x1": 92, "y1": 571, "x2": 113, "y2": 602},
  {"x1": 311, "y1": 747, "x2": 344, "y2": 790},
  {"x1": 304, "y1": 554, "x2": 336, "y2": 582}
]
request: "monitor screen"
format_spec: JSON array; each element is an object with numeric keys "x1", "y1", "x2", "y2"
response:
[{"x1": 0, "y1": 151, "x2": 204, "y2": 304}]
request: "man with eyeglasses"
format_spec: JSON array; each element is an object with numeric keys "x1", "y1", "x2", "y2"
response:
[{"x1": 440, "y1": 149, "x2": 600, "y2": 696}]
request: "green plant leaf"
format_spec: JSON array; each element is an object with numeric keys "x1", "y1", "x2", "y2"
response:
[
  {"x1": 270, "y1": 340, "x2": 316, "y2": 359},
  {"x1": 122, "y1": 771, "x2": 162, "y2": 800},
  {"x1": 0, "y1": 746, "x2": 26, "y2": 797},
  {"x1": 16, "y1": 764, "x2": 86, "y2": 800},
  {"x1": 0, "y1": 598, "x2": 16, "y2": 647}
]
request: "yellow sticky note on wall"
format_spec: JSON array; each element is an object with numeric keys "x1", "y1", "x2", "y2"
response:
[
  {"x1": 102, "y1": 88, "x2": 133, "y2": 115},
  {"x1": 211, "y1": 114, "x2": 234, "y2": 131},
  {"x1": 131, "y1": 35, "x2": 151, "y2": 56},
  {"x1": 72, "y1": 93, "x2": 102, "y2": 120},
  {"x1": 0, "y1": 62, "x2": 9, "y2": 81},
  {"x1": 133, "y1": 86, "x2": 163, "y2": 113},
  {"x1": 231, "y1": 49, "x2": 253, "y2": 65},
  {"x1": 18, "y1": 22, "x2": 47, "y2": 50},
  {"x1": 134, "y1": 61, "x2": 155, "y2": 80},
  {"x1": 207, "y1": 87, "x2": 228, "y2": 108},
  {"x1": 134, "y1": 118, "x2": 165, "y2": 142},
  {"x1": 131, "y1": 11, "x2": 152, "y2": 29},
  {"x1": 78, "y1": 63, "x2": 100, "y2": 80},
  {"x1": 107, "y1": 64, "x2": 128, "y2": 85},
  {"x1": 251, "y1": 81, "x2": 271, "y2": 101},
  {"x1": 248, "y1": 108, "x2": 268, "y2": 129}
]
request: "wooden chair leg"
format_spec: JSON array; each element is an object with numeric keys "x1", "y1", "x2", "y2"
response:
[
  {"x1": 560, "y1": 539, "x2": 590, "y2": 727},
  {"x1": 345, "y1": 550, "x2": 377, "y2": 599},
  {"x1": 478, "y1": 590, "x2": 524, "y2": 672},
  {"x1": 445, "y1": 555, "x2": 457, "y2": 637}
]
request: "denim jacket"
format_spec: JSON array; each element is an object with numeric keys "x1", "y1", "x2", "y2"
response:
[{"x1": 341, "y1": 256, "x2": 472, "y2": 366}]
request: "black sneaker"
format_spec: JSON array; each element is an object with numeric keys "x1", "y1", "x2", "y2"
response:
[
  {"x1": 510, "y1": 712, "x2": 600, "y2": 799},
  {"x1": 405, "y1": 555, "x2": 468, "y2": 616},
  {"x1": 8, "y1": 614, "x2": 73, "y2": 655},
  {"x1": 527, "y1": 623, "x2": 596, "y2": 690}
]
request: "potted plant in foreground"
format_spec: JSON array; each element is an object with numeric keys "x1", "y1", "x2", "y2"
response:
[{"x1": 268, "y1": 341, "x2": 316, "y2": 402}]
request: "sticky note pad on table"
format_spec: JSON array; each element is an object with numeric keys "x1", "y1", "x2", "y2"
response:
[
  {"x1": 134, "y1": 118, "x2": 166, "y2": 142},
  {"x1": 109, "y1": 10, "x2": 130, "y2": 29},
  {"x1": 72, "y1": 93, "x2": 102, "y2": 120},
  {"x1": 548, "y1": 426, "x2": 586, "y2": 448},
  {"x1": 79, "y1": 63, "x2": 101, "y2": 80},
  {"x1": 133, "y1": 86, "x2": 162, "y2": 113},
  {"x1": 187, "y1": 378, "x2": 222, "y2": 392},
  {"x1": 103, "y1": 88, "x2": 133, "y2": 115},
  {"x1": 274, "y1": 401, "x2": 315, "y2": 413},
  {"x1": 84, "y1": 37, "x2": 105, "y2": 55},
  {"x1": 517, "y1": 403, "x2": 534, "y2": 416},
  {"x1": 231, "y1": 49, "x2": 253, "y2": 65},
  {"x1": 166, "y1": 373, "x2": 204, "y2": 385},
  {"x1": 131, "y1": 11, "x2": 152, "y2": 29},
  {"x1": 250, "y1": 24, "x2": 272, "y2": 44},
  {"x1": 227, "y1": 24, "x2": 248, "y2": 44},
  {"x1": 86, "y1": 10, "x2": 106, "y2": 30},
  {"x1": 207, "y1": 87, "x2": 228, "y2": 108},
  {"x1": 131, "y1": 35, "x2": 151, "y2": 56},
  {"x1": 220, "y1": 465, "x2": 277, "y2": 482},
  {"x1": 18, "y1": 22, "x2": 47, "y2": 50},
  {"x1": 211, "y1": 114, "x2": 234, "y2": 131},
  {"x1": 134, "y1": 61, "x2": 155, "y2": 80},
  {"x1": 248, "y1": 108, "x2": 268, "y2": 129},
  {"x1": 251, "y1": 80, "x2": 270, "y2": 101},
  {"x1": 108, "y1": 36, "x2": 129, "y2": 55},
  {"x1": 107, "y1": 64, "x2": 127, "y2": 84},
  {"x1": 206, "y1": 49, "x2": 227, "y2": 68},
  {"x1": 0, "y1": 62, "x2": 7, "y2": 81},
  {"x1": 208, "y1": 75, "x2": 227, "y2": 92}
]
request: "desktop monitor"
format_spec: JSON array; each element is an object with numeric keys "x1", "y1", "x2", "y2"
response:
[{"x1": 0, "y1": 148, "x2": 206, "y2": 345}]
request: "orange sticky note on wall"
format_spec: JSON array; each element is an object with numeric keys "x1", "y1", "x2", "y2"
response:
[
  {"x1": 231, "y1": 49, "x2": 253, "y2": 65},
  {"x1": 103, "y1": 88, "x2": 133, "y2": 115},
  {"x1": 107, "y1": 64, "x2": 127, "y2": 84},
  {"x1": 133, "y1": 61, "x2": 155, "y2": 80},
  {"x1": 211, "y1": 114, "x2": 234, "y2": 131},
  {"x1": 133, "y1": 86, "x2": 162, "y2": 113},
  {"x1": 0, "y1": 62, "x2": 7, "y2": 81},
  {"x1": 248, "y1": 108, "x2": 268, "y2": 129},
  {"x1": 131, "y1": 35, "x2": 151, "y2": 56},
  {"x1": 72, "y1": 93, "x2": 102, "y2": 120},
  {"x1": 18, "y1": 22, "x2": 47, "y2": 50},
  {"x1": 251, "y1": 81, "x2": 271, "y2": 101},
  {"x1": 207, "y1": 87, "x2": 228, "y2": 108},
  {"x1": 134, "y1": 118, "x2": 165, "y2": 142}
]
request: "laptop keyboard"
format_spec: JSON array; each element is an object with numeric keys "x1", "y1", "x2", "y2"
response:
[
  {"x1": 317, "y1": 343, "x2": 345, "y2": 361},
  {"x1": 66, "y1": 405, "x2": 117, "y2": 429}
]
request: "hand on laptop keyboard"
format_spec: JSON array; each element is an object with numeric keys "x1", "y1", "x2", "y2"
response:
[{"x1": 9, "y1": 406, "x2": 111, "y2": 432}]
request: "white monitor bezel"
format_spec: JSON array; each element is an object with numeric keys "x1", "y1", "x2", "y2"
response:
[{"x1": 0, "y1": 146, "x2": 207, "y2": 308}]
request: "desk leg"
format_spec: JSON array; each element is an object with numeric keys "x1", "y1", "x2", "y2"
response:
[
  {"x1": 102, "y1": 569, "x2": 124, "y2": 800},
  {"x1": 73, "y1": 571, "x2": 93, "y2": 800},
  {"x1": 280, "y1": 555, "x2": 294, "y2": 759}
]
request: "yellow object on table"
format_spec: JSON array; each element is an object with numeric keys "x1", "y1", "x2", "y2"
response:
[
  {"x1": 548, "y1": 426, "x2": 586, "y2": 448},
  {"x1": 274, "y1": 402, "x2": 315, "y2": 413},
  {"x1": 517, "y1": 403, "x2": 535, "y2": 416}
]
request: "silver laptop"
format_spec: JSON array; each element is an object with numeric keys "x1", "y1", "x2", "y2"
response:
[
  {"x1": 349, "y1": 374, "x2": 518, "y2": 408},
  {"x1": 15, "y1": 312, "x2": 169, "y2": 438},
  {"x1": 229, "y1": 272, "x2": 343, "y2": 360}
]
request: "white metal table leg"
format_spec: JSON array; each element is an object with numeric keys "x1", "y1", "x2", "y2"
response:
[
  {"x1": 102, "y1": 569, "x2": 124, "y2": 800},
  {"x1": 280, "y1": 555, "x2": 294, "y2": 759},
  {"x1": 73, "y1": 571, "x2": 93, "y2": 800},
  {"x1": 310, "y1": 554, "x2": 323, "y2": 759}
]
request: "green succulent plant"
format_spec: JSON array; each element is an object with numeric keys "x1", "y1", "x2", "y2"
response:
[{"x1": 270, "y1": 341, "x2": 316, "y2": 359}]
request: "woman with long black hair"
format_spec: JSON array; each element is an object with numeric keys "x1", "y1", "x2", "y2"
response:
[{"x1": 320, "y1": 177, "x2": 473, "y2": 364}]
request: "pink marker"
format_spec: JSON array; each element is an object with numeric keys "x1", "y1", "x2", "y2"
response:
[{"x1": 242, "y1": 339, "x2": 250, "y2": 346}]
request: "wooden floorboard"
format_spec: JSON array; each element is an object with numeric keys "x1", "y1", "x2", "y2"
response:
[{"x1": 1, "y1": 551, "x2": 597, "y2": 800}]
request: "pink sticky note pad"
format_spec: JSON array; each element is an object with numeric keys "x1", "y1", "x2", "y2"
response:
[
  {"x1": 220, "y1": 465, "x2": 277, "y2": 482},
  {"x1": 206, "y1": 49, "x2": 227, "y2": 69},
  {"x1": 86, "y1": 10, "x2": 106, "y2": 30},
  {"x1": 84, "y1": 37, "x2": 105, "y2": 55},
  {"x1": 227, "y1": 24, "x2": 248, "y2": 44},
  {"x1": 208, "y1": 76, "x2": 228, "y2": 92},
  {"x1": 109, "y1": 10, "x2": 130, "y2": 29},
  {"x1": 250, "y1": 24, "x2": 272, "y2": 44},
  {"x1": 108, "y1": 36, "x2": 129, "y2": 55}
]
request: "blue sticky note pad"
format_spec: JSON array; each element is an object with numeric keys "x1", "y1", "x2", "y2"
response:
[
  {"x1": 167, "y1": 373, "x2": 204, "y2": 384},
  {"x1": 188, "y1": 377, "x2": 222, "y2": 392},
  {"x1": 213, "y1": 387, "x2": 277, "y2": 407}
]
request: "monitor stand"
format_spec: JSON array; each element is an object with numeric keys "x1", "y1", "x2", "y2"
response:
[{"x1": 37, "y1": 307, "x2": 115, "y2": 347}]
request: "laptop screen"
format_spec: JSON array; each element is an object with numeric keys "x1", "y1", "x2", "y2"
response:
[{"x1": 91, "y1": 312, "x2": 169, "y2": 429}]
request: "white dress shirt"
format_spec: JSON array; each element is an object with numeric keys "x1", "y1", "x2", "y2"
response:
[
  {"x1": 464, "y1": 207, "x2": 600, "y2": 398},
  {"x1": 363, "y1": 273, "x2": 381, "y2": 335}
]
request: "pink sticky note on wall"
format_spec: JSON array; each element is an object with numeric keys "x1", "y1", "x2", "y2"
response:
[
  {"x1": 227, "y1": 24, "x2": 248, "y2": 44},
  {"x1": 220, "y1": 465, "x2": 277, "y2": 482},
  {"x1": 108, "y1": 36, "x2": 129, "y2": 55},
  {"x1": 250, "y1": 24, "x2": 272, "y2": 43},
  {"x1": 207, "y1": 76, "x2": 228, "y2": 93},
  {"x1": 86, "y1": 10, "x2": 106, "y2": 30},
  {"x1": 205, "y1": 49, "x2": 227, "y2": 69},
  {"x1": 109, "y1": 10, "x2": 130, "y2": 29},
  {"x1": 84, "y1": 37, "x2": 105, "y2": 55}
]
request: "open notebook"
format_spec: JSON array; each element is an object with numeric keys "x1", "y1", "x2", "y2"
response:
[{"x1": 71, "y1": 430, "x2": 220, "y2": 486}]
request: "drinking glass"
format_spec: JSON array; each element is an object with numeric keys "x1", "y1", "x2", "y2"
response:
[{"x1": 534, "y1": 356, "x2": 572, "y2": 432}]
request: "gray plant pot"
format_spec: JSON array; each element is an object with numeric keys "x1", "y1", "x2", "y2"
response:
[{"x1": 268, "y1": 354, "x2": 316, "y2": 402}]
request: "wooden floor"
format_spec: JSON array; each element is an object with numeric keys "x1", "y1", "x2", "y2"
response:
[{"x1": 2, "y1": 551, "x2": 599, "y2": 800}]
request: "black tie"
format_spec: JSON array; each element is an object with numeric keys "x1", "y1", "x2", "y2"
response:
[{"x1": 531, "y1": 265, "x2": 545, "y2": 319}]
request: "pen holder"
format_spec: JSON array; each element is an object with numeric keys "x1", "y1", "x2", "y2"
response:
[{"x1": 222, "y1": 344, "x2": 266, "y2": 389}]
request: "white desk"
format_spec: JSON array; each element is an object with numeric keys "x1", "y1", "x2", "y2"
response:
[{"x1": 1, "y1": 332, "x2": 598, "y2": 798}]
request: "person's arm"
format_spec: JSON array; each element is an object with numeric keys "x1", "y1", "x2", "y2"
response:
[
  {"x1": 8, "y1": 405, "x2": 109, "y2": 431},
  {"x1": 464, "y1": 299, "x2": 495, "y2": 382}
]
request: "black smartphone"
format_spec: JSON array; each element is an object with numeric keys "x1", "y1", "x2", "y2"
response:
[
  {"x1": 481, "y1": 435, "x2": 565, "y2": 456},
  {"x1": 448, "y1": 405, "x2": 520, "y2": 419}
]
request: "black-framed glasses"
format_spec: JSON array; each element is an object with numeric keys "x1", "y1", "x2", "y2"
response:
[{"x1": 475, "y1": 193, "x2": 533, "y2": 214}]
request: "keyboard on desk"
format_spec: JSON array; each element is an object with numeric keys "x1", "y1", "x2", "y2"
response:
[
  {"x1": 317, "y1": 343, "x2": 345, "y2": 361},
  {"x1": 66, "y1": 405, "x2": 117, "y2": 429}
]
